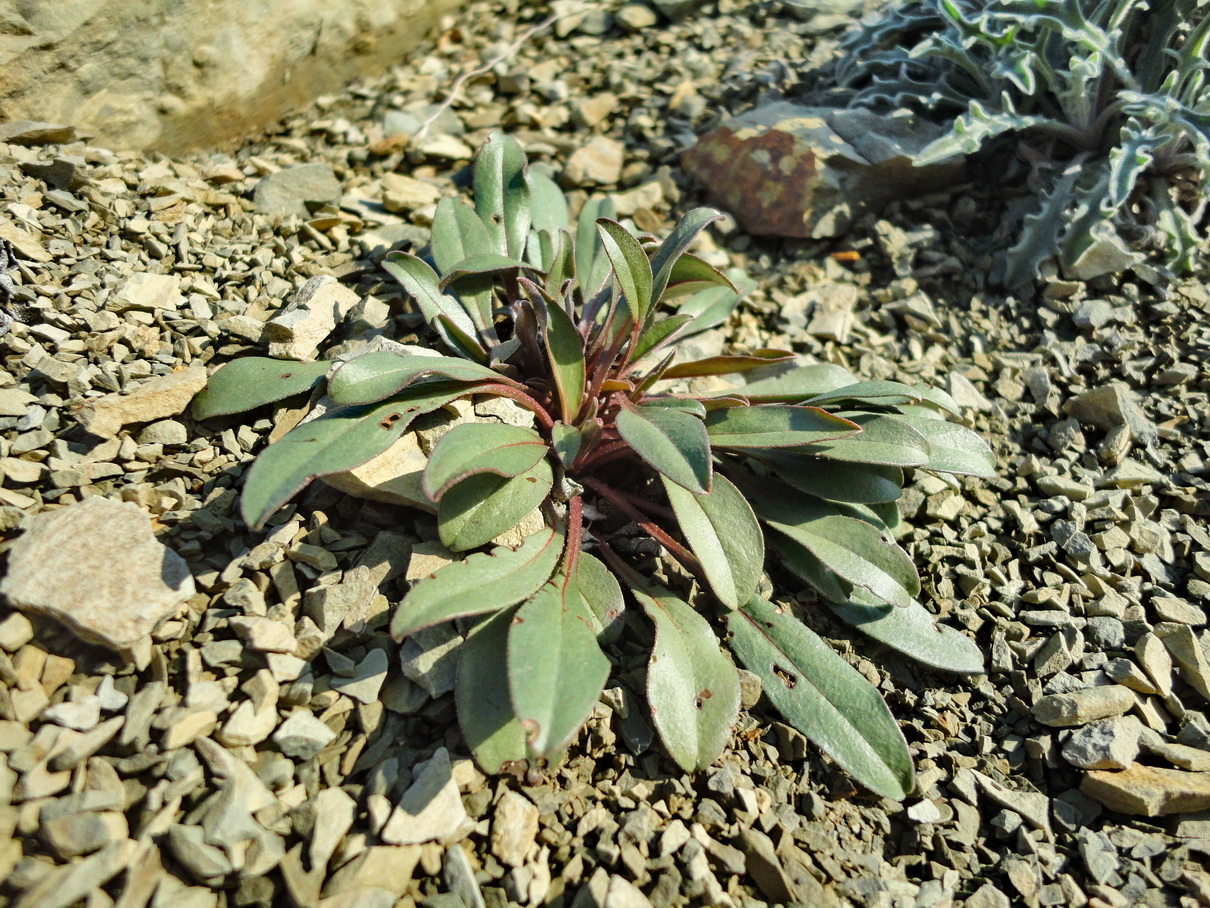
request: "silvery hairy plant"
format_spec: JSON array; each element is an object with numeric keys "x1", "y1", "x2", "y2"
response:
[
  {"x1": 803, "y1": 0, "x2": 1210, "y2": 286},
  {"x1": 192, "y1": 133, "x2": 993, "y2": 798}
]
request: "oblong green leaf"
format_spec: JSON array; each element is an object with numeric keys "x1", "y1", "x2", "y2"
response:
[
  {"x1": 327, "y1": 351, "x2": 513, "y2": 407},
  {"x1": 240, "y1": 384, "x2": 466, "y2": 529},
  {"x1": 663, "y1": 251, "x2": 737, "y2": 298},
  {"x1": 826, "y1": 588, "x2": 985, "y2": 675},
  {"x1": 888, "y1": 413, "x2": 996, "y2": 477},
  {"x1": 597, "y1": 218, "x2": 654, "y2": 328},
  {"x1": 766, "y1": 531, "x2": 852, "y2": 603},
  {"x1": 717, "y1": 363, "x2": 856, "y2": 403},
  {"x1": 572, "y1": 552, "x2": 625, "y2": 645},
  {"x1": 649, "y1": 208, "x2": 721, "y2": 311},
  {"x1": 439, "y1": 253, "x2": 540, "y2": 289},
  {"x1": 528, "y1": 171, "x2": 569, "y2": 236},
  {"x1": 509, "y1": 582, "x2": 610, "y2": 756},
  {"x1": 431, "y1": 198, "x2": 495, "y2": 332},
  {"x1": 676, "y1": 268, "x2": 753, "y2": 334},
  {"x1": 382, "y1": 251, "x2": 485, "y2": 357},
  {"x1": 193, "y1": 358, "x2": 330, "y2": 420},
  {"x1": 391, "y1": 528, "x2": 564, "y2": 639},
  {"x1": 457, "y1": 609, "x2": 528, "y2": 774},
  {"x1": 705, "y1": 405, "x2": 860, "y2": 449},
  {"x1": 632, "y1": 313, "x2": 695, "y2": 362},
  {"x1": 662, "y1": 473, "x2": 763, "y2": 610},
  {"x1": 438, "y1": 458, "x2": 554, "y2": 551},
  {"x1": 423, "y1": 423, "x2": 549, "y2": 501},
  {"x1": 763, "y1": 511, "x2": 919, "y2": 608},
  {"x1": 474, "y1": 132, "x2": 532, "y2": 258},
  {"x1": 550, "y1": 422, "x2": 583, "y2": 468},
  {"x1": 637, "y1": 587, "x2": 740, "y2": 772},
  {"x1": 808, "y1": 413, "x2": 930, "y2": 467},
  {"x1": 662, "y1": 350, "x2": 796, "y2": 380},
  {"x1": 542, "y1": 294, "x2": 586, "y2": 423},
  {"x1": 726, "y1": 597, "x2": 913, "y2": 800},
  {"x1": 806, "y1": 380, "x2": 958, "y2": 415},
  {"x1": 616, "y1": 403, "x2": 712, "y2": 494},
  {"x1": 759, "y1": 453, "x2": 904, "y2": 504},
  {"x1": 743, "y1": 477, "x2": 919, "y2": 608},
  {"x1": 575, "y1": 196, "x2": 616, "y2": 298}
]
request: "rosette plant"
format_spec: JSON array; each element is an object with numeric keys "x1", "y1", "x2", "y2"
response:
[{"x1": 193, "y1": 133, "x2": 993, "y2": 798}]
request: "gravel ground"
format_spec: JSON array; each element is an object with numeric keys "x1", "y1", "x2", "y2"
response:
[{"x1": 1, "y1": 2, "x2": 1209, "y2": 907}]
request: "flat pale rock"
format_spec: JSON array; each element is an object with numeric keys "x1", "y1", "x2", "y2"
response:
[
  {"x1": 565, "y1": 136, "x2": 624, "y2": 186},
  {"x1": 1, "y1": 497, "x2": 194, "y2": 652},
  {"x1": 380, "y1": 746, "x2": 467, "y2": 845},
  {"x1": 264, "y1": 275, "x2": 360, "y2": 361},
  {"x1": 254, "y1": 164, "x2": 342, "y2": 218},
  {"x1": 107, "y1": 272, "x2": 183, "y2": 313},
  {"x1": 1082, "y1": 763, "x2": 1210, "y2": 816},
  {"x1": 681, "y1": 102, "x2": 961, "y2": 238},
  {"x1": 1032, "y1": 684, "x2": 1135, "y2": 727},
  {"x1": 76, "y1": 367, "x2": 207, "y2": 437},
  {"x1": 491, "y1": 791, "x2": 539, "y2": 867}
]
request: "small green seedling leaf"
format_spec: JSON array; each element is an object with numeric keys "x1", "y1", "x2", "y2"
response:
[
  {"x1": 542, "y1": 293, "x2": 587, "y2": 422},
  {"x1": 391, "y1": 527, "x2": 563, "y2": 640},
  {"x1": 705, "y1": 405, "x2": 861, "y2": 449},
  {"x1": 575, "y1": 196, "x2": 616, "y2": 298},
  {"x1": 662, "y1": 473, "x2": 763, "y2": 610},
  {"x1": 509, "y1": 582, "x2": 610, "y2": 757},
  {"x1": 528, "y1": 171, "x2": 570, "y2": 235},
  {"x1": 438, "y1": 458, "x2": 554, "y2": 551},
  {"x1": 550, "y1": 422, "x2": 583, "y2": 468},
  {"x1": 423, "y1": 423, "x2": 549, "y2": 501},
  {"x1": 192, "y1": 357, "x2": 330, "y2": 420},
  {"x1": 631, "y1": 313, "x2": 695, "y2": 362},
  {"x1": 457, "y1": 609, "x2": 529, "y2": 773},
  {"x1": 636, "y1": 586, "x2": 741, "y2": 772},
  {"x1": 727, "y1": 597, "x2": 913, "y2": 799},
  {"x1": 616, "y1": 402, "x2": 712, "y2": 494},
  {"x1": 327, "y1": 350, "x2": 514, "y2": 407},
  {"x1": 431, "y1": 198, "x2": 496, "y2": 332},
  {"x1": 649, "y1": 208, "x2": 721, "y2": 312},
  {"x1": 826, "y1": 588, "x2": 986, "y2": 674},
  {"x1": 240, "y1": 384, "x2": 466, "y2": 529}
]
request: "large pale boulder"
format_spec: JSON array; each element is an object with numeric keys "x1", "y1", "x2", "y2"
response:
[{"x1": 0, "y1": 0, "x2": 464, "y2": 152}]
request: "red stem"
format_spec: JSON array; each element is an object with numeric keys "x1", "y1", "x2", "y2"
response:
[
  {"x1": 562, "y1": 494, "x2": 583, "y2": 591},
  {"x1": 581, "y1": 477, "x2": 706, "y2": 584},
  {"x1": 479, "y1": 384, "x2": 556, "y2": 431}
]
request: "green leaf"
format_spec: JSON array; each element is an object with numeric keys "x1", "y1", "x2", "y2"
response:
[
  {"x1": 662, "y1": 473, "x2": 763, "y2": 610},
  {"x1": 423, "y1": 423, "x2": 549, "y2": 500},
  {"x1": 808, "y1": 413, "x2": 930, "y2": 467},
  {"x1": 649, "y1": 208, "x2": 721, "y2": 311},
  {"x1": 726, "y1": 597, "x2": 913, "y2": 800},
  {"x1": 474, "y1": 132, "x2": 532, "y2": 258},
  {"x1": 550, "y1": 422, "x2": 583, "y2": 468},
  {"x1": 759, "y1": 453, "x2": 904, "y2": 504},
  {"x1": 766, "y1": 531, "x2": 852, "y2": 603},
  {"x1": 542, "y1": 294, "x2": 586, "y2": 423},
  {"x1": 597, "y1": 218, "x2": 654, "y2": 328},
  {"x1": 636, "y1": 587, "x2": 740, "y2": 772},
  {"x1": 677, "y1": 268, "x2": 754, "y2": 334},
  {"x1": 663, "y1": 251, "x2": 737, "y2": 298},
  {"x1": 825, "y1": 588, "x2": 986, "y2": 675},
  {"x1": 616, "y1": 402, "x2": 712, "y2": 494},
  {"x1": 705, "y1": 405, "x2": 860, "y2": 449},
  {"x1": 889, "y1": 413, "x2": 996, "y2": 477},
  {"x1": 753, "y1": 486, "x2": 920, "y2": 608},
  {"x1": 718, "y1": 363, "x2": 856, "y2": 403},
  {"x1": 391, "y1": 527, "x2": 564, "y2": 639},
  {"x1": 240, "y1": 384, "x2": 466, "y2": 529},
  {"x1": 192, "y1": 358, "x2": 330, "y2": 420},
  {"x1": 806, "y1": 380, "x2": 959, "y2": 416},
  {"x1": 662, "y1": 350, "x2": 796, "y2": 380},
  {"x1": 438, "y1": 458, "x2": 554, "y2": 551},
  {"x1": 382, "y1": 252, "x2": 485, "y2": 359},
  {"x1": 327, "y1": 351, "x2": 511, "y2": 407},
  {"x1": 509, "y1": 582, "x2": 610, "y2": 756},
  {"x1": 430, "y1": 198, "x2": 496, "y2": 332},
  {"x1": 457, "y1": 609, "x2": 528, "y2": 773},
  {"x1": 439, "y1": 253, "x2": 540, "y2": 289},
  {"x1": 631, "y1": 314, "x2": 695, "y2": 362},
  {"x1": 571, "y1": 552, "x2": 625, "y2": 645},
  {"x1": 575, "y1": 196, "x2": 616, "y2": 298},
  {"x1": 642, "y1": 396, "x2": 706, "y2": 418},
  {"x1": 528, "y1": 171, "x2": 570, "y2": 235},
  {"x1": 542, "y1": 230, "x2": 574, "y2": 295}
]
